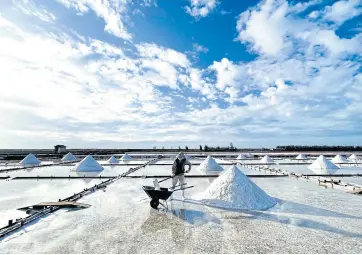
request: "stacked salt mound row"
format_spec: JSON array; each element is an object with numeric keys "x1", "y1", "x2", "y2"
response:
[
  {"x1": 197, "y1": 156, "x2": 224, "y2": 173},
  {"x1": 296, "y1": 154, "x2": 307, "y2": 160},
  {"x1": 107, "y1": 156, "x2": 119, "y2": 164},
  {"x1": 198, "y1": 165, "x2": 276, "y2": 210},
  {"x1": 61, "y1": 152, "x2": 77, "y2": 162},
  {"x1": 20, "y1": 153, "x2": 41, "y2": 165},
  {"x1": 121, "y1": 153, "x2": 132, "y2": 161},
  {"x1": 74, "y1": 155, "x2": 104, "y2": 172},
  {"x1": 331, "y1": 154, "x2": 348, "y2": 164},
  {"x1": 236, "y1": 154, "x2": 246, "y2": 160},
  {"x1": 308, "y1": 155, "x2": 338, "y2": 174},
  {"x1": 260, "y1": 155, "x2": 274, "y2": 164}
]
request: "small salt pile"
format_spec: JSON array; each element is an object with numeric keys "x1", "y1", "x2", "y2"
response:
[
  {"x1": 331, "y1": 154, "x2": 348, "y2": 164},
  {"x1": 197, "y1": 165, "x2": 276, "y2": 210},
  {"x1": 260, "y1": 155, "x2": 274, "y2": 164},
  {"x1": 74, "y1": 155, "x2": 104, "y2": 172},
  {"x1": 308, "y1": 155, "x2": 338, "y2": 174},
  {"x1": 236, "y1": 154, "x2": 246, "y2": 160},
  {"x1": 296, "y1": 154, "x2": 307, "y2": 160},
  {"x1": 61, "y1": 152, "x2": 77, "y2": 162},
  {"x1": 196, "y1": 156, "x2": 224, "y2": 173},
  {"x1": 121, "y1": 153, "x2": 132, "y2": 161},
  {"x1": 19, "y1": 153, "x2": 41, "y2": 165},
  {"x1": 107, "y1": 155, "x2": 119, "y2": 164},
  {"x1": 348, "y1": 154, "x2": 359, "y2": 162}
]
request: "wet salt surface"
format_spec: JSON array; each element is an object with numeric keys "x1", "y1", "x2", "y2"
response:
[
  {"x1": 0, "y1": 179, "x2": 103, "y2": 226},
  {"x1": 1, "y1": 177, "x2": 362, "y2": 253}
]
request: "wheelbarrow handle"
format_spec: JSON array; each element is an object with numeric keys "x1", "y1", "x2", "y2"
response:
[
  {"x1": 172, "y1": 186, "x2": 194, "y2": 192},
  {"x1": 158, "y1": 176, "x2": 174, "y2": 183}
]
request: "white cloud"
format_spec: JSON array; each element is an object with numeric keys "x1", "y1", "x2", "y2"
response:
[
  {"x1": 323, "y1": 0, "x2": 362, "y2": 25},
  {"x1": 209, "y1": 58, "x2": 244, "y2": 90},
  {"x1": 185, "y1": 0, "x2": 218, "y2": 19},
  {"x1": 193, "y1": 43, "x2": 208, "y2": 53},
  {"x1": 56, "y1": 0, "x2": 132, "y2": 40},
  {"x1": 236, "y1": 0, "x2": 295, "y2": 56},
  {"x1": 12, "y1": 0, "x2": 56, "y2": 23},
  {"x1": 136, "y1": 43, "x2": 190, "y2": 68},
  {"x1": 236, "y1": 0, "x2": 362, "y2": 57}
]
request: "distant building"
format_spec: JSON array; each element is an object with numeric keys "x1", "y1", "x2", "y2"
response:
[{"x1": 54, "y1": 145, "x2": 66, "y2": 153}]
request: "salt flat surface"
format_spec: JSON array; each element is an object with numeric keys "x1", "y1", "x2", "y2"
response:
[
  {"x1": 0, "y1": 165, "x2": 131, "y2": 178},
  {"x1": 0, "y1": 179, "x2": 103, "y2": 226},
  {"x1": 338, "y1": 177, "x2": 362, "y2": 186},
  {"x1": 277, "y1": 164, "x2": 362, "y2": 175},
  {"x1": 1, "y1": 176, "x2": 362, "y2": 253}
]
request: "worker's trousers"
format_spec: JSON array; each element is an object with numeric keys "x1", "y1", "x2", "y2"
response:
[{"x1": 171, "y1": 174, "x2": 185, "y2": 197}]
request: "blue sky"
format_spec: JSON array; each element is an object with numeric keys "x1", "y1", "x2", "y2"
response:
[{"x1": 0, "y1": 0, "x2": 361, "y2": 149}]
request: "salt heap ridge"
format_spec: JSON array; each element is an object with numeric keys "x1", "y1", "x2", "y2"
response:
[
  {"x1": 107, "y1": 156, "x2": 119, "y2": 164},
  {"x1": 61, "y1": 152, "x2": 77, "y2": 162},
  {"x1": 74, "y1": 155, "x2": 104, "y2": 172},
  {"x1": 308, "y1": 155, "x2": 338, "y2": 174},
  {"x1": 198, "y1": 165, "x2": 276, "y2": 210},
  {"x1": 197, "y1": 156, "x2": 224, "y2": 173},
  {"x1": 20, "y1": 153, "x2": 41, "y2": 165},
  {"x1": 331, "y1": 154, "x2": 348, "y2": 164}
]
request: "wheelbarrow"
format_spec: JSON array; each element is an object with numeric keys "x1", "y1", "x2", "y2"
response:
[{"x1": 142, "y1": 176, "x2": 194, "y2": 209}]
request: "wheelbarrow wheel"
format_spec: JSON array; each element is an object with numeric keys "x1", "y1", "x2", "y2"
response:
[{"x1": 150, "y1": 199, "x2": 159, "y2": 209}]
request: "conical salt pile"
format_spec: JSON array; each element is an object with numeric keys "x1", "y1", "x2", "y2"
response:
[
  {"x1": 61, "y1": 152, "x2": 77, "y2": 162},
  {"x1": 121, "y1": 153, "x2": 132, "y2": 161},
  {"x1": 19, "y1": 153, "x2": 41, "y2": 165},
  {"x1": 197, "y1": 165, "x2": 276, "y2": 210},
  {"x1": 236, "y1": 154, "x2": 246, "y2": 160},
  {"x1": 348, "y1": 154, "x2": 359, "y2": 161},
  {"x1": 107, "y1": 155, "x2": 119, "y2": 164},
  {"x1": 197, "y1": 156, "x2": 224, "y2": 173},
  {"x1": 74, "y1": 155, "x2": 104, "y2": 172},
  {"x1": 260, "y1": 155, "x2": 274, "y2": 164},
  {"x1": 308, "y1": 155, "x2": 339, "y2": 174},
  {"x1": 331, "y1": 154, "x2": 348, "y2": 164},
  {"x1": 296, "y1": 154, "x2": 307, "y2": 160}
]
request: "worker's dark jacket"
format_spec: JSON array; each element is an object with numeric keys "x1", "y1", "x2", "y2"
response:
[{"x1": 172, "y1": 158, "x2": 191, "y2": 176}]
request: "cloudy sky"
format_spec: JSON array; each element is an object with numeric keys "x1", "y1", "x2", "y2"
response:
[{"x1": 0, "y1": 0, "x2": 361, "y2": 149}]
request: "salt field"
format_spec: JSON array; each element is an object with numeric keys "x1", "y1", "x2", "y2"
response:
[{"x1": 1, "y1": 152, "x2": 362, "y2": 253}]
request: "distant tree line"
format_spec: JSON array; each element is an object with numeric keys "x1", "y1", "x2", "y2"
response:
[{"x1": 276, "y1": 145, "x2": 362, "y2": 151}]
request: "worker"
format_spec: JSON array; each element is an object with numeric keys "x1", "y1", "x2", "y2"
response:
[{"x1": 171, "y1": 152, "x2": 192, "y2": 199}]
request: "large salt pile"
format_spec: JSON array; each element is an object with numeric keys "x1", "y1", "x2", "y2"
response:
[
  {"x1": 197, "y1": 165, "x2": 276, "y2": 210},
  {"x1": 260, "y1": 155, "x2": 274, "y2": 164},
  {"x1": 296, "y1": 154, "x2": 307, "y2": 160},
  {"x1": 197, "y1": 156, "x2": 224, "y2": 173},
  {"x1": 308, "y1": 155, "x2": 339, "y2": 174},
  {"x1": 61, "y1": 152, "x2": 77, "y2": 162},
  {"x1": 107, "y1": 156, "x2": 119, "y2": 164},
  {"x1": 19, "y1": 153, "x2": 41, "y2": 165},
  {"x1": 121, "y1": 153, "x2": 132, "y2": 161},
  {"x1": 236, "y1": 154, "x2": 246, "y2": 160},
  {"x1": 331, "y1": 154, "x2": 348, "y2": 164},
  {"x1": 74, "y1": 155, "x2": 104, "y2": 172}
]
